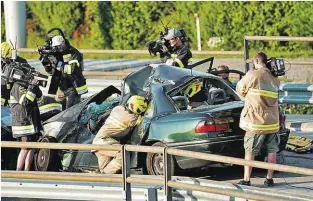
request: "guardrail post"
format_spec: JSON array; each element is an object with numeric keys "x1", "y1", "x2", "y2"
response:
[
  {"x1": 147, "y1": 188, "x2": 158, "y2": 201},
  {"x1": 122, "y1": 145, "x2": 131, "y2": 201},
  {"x1": 244, "y1": 36, "x2": 249, "y2": 73},
  {"x1": 163, "y1": 147, "x2": 172, "y2": 201}
]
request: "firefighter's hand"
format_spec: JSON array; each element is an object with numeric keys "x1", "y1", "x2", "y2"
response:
[
  {"x1": 160, "y1": 45, "x2": 169, "y2": 54},
  {"x1": 28, "y1": 79, "x2": 40, "y2": 93}
]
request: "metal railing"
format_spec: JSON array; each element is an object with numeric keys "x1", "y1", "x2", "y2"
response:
[
  {"x1": 279, "y1": 83, "x2": 313, "y2": 104},
  {"x1": 17, "y1": 48, "x2": 243, "y2": 56},
  {"x1": 2, "y1": 141, "x2": 313, "y2": 201},
  {"x1": 244, "y1": 36, "x2": 313, "y2": 72}
]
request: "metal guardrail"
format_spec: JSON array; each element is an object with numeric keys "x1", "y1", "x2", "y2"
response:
[
  {"x1": 244, "y1": 36, "x2": 313, "y2": 72},
  {"x1": 279, "y1": 83, "x2": 313, "y2": 104},
  {"x1": 246, "y1": 59, "x2": 313, "y2": 66},
  {"x1": 1, "y1": 141, "x2": 313, "y2": 201}
]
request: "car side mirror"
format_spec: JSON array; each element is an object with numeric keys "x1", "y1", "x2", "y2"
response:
[{"x1": 172, "y1": 96, "x2": 189, "y2": 110}]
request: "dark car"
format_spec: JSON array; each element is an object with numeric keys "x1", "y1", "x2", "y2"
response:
[
  {"x1": 33, "y1": 62, "x2": 290, "y2": 175},
  {"x1": 1, "y1": 105, "x2": 18, "y2": 170},
  {"x1": 1, "y1": 96, "x2": 63, "y2": 170}
]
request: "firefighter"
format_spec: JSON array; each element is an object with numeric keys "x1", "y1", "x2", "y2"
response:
[
  {"x1": 236, "y1": 52, "x2": 280, "y2": 187},
  {"x1": 1, "y1": 42, "x2": 28, "y2": 106},
  {"x1": 10, "y1": 78, "x2": 43, "y2": 171},
  {"x1": 41, "y1": 35, "x2": 88, "y2": 109},
  {"x1": 161, "y1": 28, "x2": 192, "y2": 68},
  {"x1": 92, "y1": 95, "x2": 148, "y2": 174}
]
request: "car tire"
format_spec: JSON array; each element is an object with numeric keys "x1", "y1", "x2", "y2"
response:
[
  {"x1": 34, "y1": 136, "x2": 61, "y2": 171},
  {"x1": 146, "y1": 142, "x2": 178, "y2": 175}
]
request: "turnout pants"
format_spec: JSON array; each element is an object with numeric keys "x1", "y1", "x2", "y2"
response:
[{"x1": 94, "y1": 137, "x2": 122, "y2": 174}]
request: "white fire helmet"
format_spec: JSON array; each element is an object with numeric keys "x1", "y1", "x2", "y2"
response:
[{"x1": 51, "y1": 35, "x2": 65, "y2": 47}]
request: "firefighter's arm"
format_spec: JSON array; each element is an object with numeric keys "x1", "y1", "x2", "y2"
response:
[
  {"x1": 176, "y1": 48, "x2": 192, "y2": 68},
  {"x1": 41, "y1": 55, "x2": 58, "y2": 75},
  {"x1": 36, "y1": 88, "x2": 43, "y2": 105},
  {"x1": 236, "y1": 73, "x2": 250, "y2": 97},
  {"x1": 160, "y1": 52, "x2": 171, "y2": 63},
  {"x1": 63, "y1": 58, "x2": 80, "y2": 75},
  {"x1": 13, "y1": 85, "x2": 37, "y2": 106}
]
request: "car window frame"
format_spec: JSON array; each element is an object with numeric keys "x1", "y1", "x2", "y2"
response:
[{"x1": 144, "y1": 94, "x2": 155, "y2": 119}]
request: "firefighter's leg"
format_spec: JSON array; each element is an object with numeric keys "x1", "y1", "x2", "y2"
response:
[
  {"x1": 94, "y1": 151, "x2": 112, "y2": 173},
  {"x1": 102, "y1": 151, "x2": 123, "y2": 174},
  {"x1": 16, "y1": 149, "x2": 28, "y2": 171},
  {"x1": 24, "y1": 149, "x2": 34, "y2": 171},
  {"x1": 94, "y1": 138, "x2": 120, "y2": 173},
  {"x1": 66, "y1": 89, "x2": 81, "y2": 109}
]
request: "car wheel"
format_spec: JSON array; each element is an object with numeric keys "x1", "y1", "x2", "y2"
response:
[
  {"x1": 146, "y1": 142, "x2": 177, "y2": 175},
  {"x1": 34, "y1": 137, "x2": 61, "y2": 171}
]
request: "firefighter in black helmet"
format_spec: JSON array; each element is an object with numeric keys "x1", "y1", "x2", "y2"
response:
[{"x1": 161, "y1": 28, "x2": 192, "y2": 68}]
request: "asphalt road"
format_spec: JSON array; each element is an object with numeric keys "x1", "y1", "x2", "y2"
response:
[{"x1": 186, "y1": 129, "x2": 313, "y2": 198}]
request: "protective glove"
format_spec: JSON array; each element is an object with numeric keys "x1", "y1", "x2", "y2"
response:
[
  {"x1": 160, "y1": 44, "x2": 169, "y2": 54},
  {"x1": 27, "y1": 79, "x2": 40, "y2": 94}
]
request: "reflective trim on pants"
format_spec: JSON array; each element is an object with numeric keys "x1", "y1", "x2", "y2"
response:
[{"x1": 12, "y1": 125, "x2": 36, "y2": 135}]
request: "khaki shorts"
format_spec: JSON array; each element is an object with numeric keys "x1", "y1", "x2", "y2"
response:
[{"x1": 244, "y1": 132, "x2": 279, "y2": 155}]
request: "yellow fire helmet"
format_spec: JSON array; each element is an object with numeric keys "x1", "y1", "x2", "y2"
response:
[
  {"x1": 127, "y1": 95, "x2": 148, "y2": 114},
  {"x1": 184, "y1": 79, "x2": 202, "y2": 98},
  {"x1": 1, "y1": 42, "x2": 12, "y2": 58}
]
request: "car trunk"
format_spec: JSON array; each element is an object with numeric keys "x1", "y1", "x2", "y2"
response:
[
  {"x1": 147, "y1": 101, "x2": 246, "y2": 170},
  {"x1": 194, "y1": 101, "x2": 245, "y2": 137}
]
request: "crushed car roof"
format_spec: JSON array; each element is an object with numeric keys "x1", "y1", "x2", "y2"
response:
[{"x1": 121, "y1": 64, "x2": 217, "y2": 103}]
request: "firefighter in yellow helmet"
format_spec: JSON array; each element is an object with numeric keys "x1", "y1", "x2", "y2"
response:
[
  {"x1": 92, "y1": 95, "x2": 148, "y2": 174},
  {"x1": 1, "y1": 42, "x2": 12, "y2": 58},
  {"x1": 183, "y1": 79, "x2": 207, "y2": 109},
  {"x1": 1, "y1": 42, "x2": 28, "y2": 106}
]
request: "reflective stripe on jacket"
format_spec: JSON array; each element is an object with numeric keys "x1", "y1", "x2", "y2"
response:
[
  {"x1": 37, "y1": 96, "x2": 63, "y2": 121},
  {"x1": 163, "y1": 44, "x2": 192, "y2": 68},
  {"x1": 60, "y1": 47, "x2": 88, "y2": 95},
  {"x1": 236, "y1": 67, "x2": 280, "y2": 134}
]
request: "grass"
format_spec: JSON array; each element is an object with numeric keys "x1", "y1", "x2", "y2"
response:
[{"x1": 282, "y1": 104, "x2": 313, "y2": 115}]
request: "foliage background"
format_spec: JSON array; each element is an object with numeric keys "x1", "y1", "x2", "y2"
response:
[{"x1": 1, "y1": 1, "x2": 313, "y2": 53}]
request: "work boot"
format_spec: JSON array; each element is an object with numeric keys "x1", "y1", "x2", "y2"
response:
[
  {"x1": 264, "y1": 178, "x2": 274, "y2": 187},
  {"x1": 102, "y1": 157, "x2": 122, "y2": 174},
  {"x1": 238, "y1": 180, "x2": 251, "y2": 186}
]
